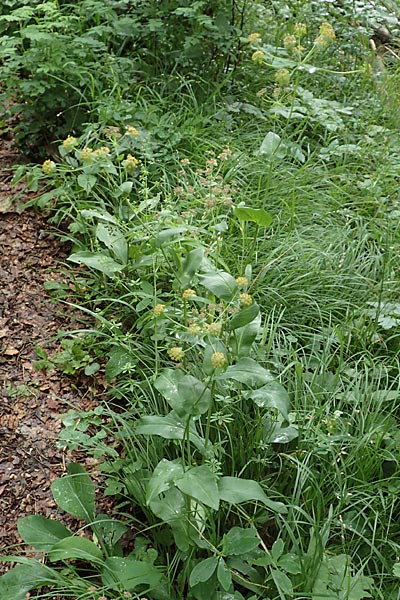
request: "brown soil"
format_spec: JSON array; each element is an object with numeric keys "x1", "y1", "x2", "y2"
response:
[{"x1": 0, "y1": 133, "x2": 111, "y2": 572}]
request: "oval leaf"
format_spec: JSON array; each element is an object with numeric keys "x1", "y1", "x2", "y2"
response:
[
  {"x1": 68, "y1": 251, "x2": 124, "y2": 275},
  {"x1": 234, "y1": 206, "x2": 272, "y2": 227},
  {"x1": 48, "y1": 537, "x2": 103, "y2": 563},
  {"x1": 189, "y1": 557, "x2": 219, "y2": 587},
  {"x1": 199, "y1": 271, "x2": 238, "y2": 301},
  {"x1": 17, "y1": 516, "x2": 72, "y2": 551},
  {"x1": 50, "y1": 463, "x2": 95, "y2": 522},
  {"x1": 102, "y1": 556, "x2": 162, "y2": 591},
  {"x1": 175, "y1": 465, "x2": 219, "y2": 510},
  {"x1": 218, "y1": 477, "x2": 287, "y2": 513}
]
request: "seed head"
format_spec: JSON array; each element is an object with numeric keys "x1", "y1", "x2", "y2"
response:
[
  {"x1": 252, "y1": 50, "x2": 264, "y2": 64},
  {"x1": 208, "y1": 322, "x2": 222, "y2": 337},
  {"x1": 182, "y1": 288, "x2": 196, "y2": 300},
  {"x1": 41, "y1": 159, "x2": 56, "y2": 175},
  {"x1": 240, "y1": 293, "x2": 253, "y2": 307},
  {"x1": 168, "y1": 347, "x2": 185, "y2": 362},
  {"x1": 235, "y1": 276, "x2": 248, "y2": 287},
  {"x1": 62, "y1": 135, "x2": 77, "y2": 151},
  {"x1": 154, "y1": 304, "x2": 166, "y2": 317},
  {"x1": 210, "y1": 352, "x2": 227, "y2": 368}
]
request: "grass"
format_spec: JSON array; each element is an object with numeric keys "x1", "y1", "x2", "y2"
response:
[{"x1": 2, "y1": 1, "x2": 400, "y2": 599}]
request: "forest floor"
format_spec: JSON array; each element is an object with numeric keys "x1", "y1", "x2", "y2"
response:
[{"x1": 0, "y1": 131, "x2": 112, "y2": 570}]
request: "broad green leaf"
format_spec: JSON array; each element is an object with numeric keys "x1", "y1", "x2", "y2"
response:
[
  {"x1": 0, "y1": 561, "x2": 58, "y2": 600},
  {"x1": 231, "y1": 313, "x2": 261, "y2": 358},
  {"x1": 217, "y1": 558, "x2": 232, "y2": 591},
  {"x1": 229, "y1": 303, "x2": 260, "y2": 330},
  {"x1": 312, "y1": 554, "x2": 373, "y2": 600},
  {"x1": 271, "y1": 538, "x2": 284, "y2": 561},
  {"x1": 136, "y1": 411, "x2": 208, "y2": 455},
  {"x1": 249, "y1": 382, "x2": 290, "y2": 420},
  {"x1": 219, "y1": 358, "x2": 274, "y2": 387},
  {"x1": 77, "y1": 173, "x2": 97, "y2": 192},
  {"x1": 271, "y1": 569, "x2": 293, "y2": 595},
  {"x1": 175, "y1": 465, "x2": 219, "y2": 510},
  {"x1": 96, "y1": 223, "x2": 128, "y2": 264},
  {"x1": 234, "y1": 207, "x2": 272, "y2": 227},
  {"x1": 154, "y1": 227, "x2": 186, "y2": 248},
  {"x1": 146, "y1": 459, "x2": 184, "y2": 505},
  {"x1": 102, "y1": 556, "x2": 162, "y2": 591},
  {"x1": 51, "y1": 463, "x2": 95, "y2": 522},
  {"x1": 91, "y1": 514, "x2": 128, "y2": 548},
  {"x1": 81, "y1": 209, "x2": 118, "y2": 224},
  {"x1": 105, "y1": 347, "x2": 135, "y2": 381},
  {"x1": 278, "y1": 553, "x2": 301, "y2": 575},
  {"x1": 269, "y1": 424, "x2": 298, "y2": 444},
  {"x1": 68, "y1": 251, "x2": 124, "y2": 275},
  {"x1": 17, "y1": 516, "x2": 71, "y2": 551},
  {"x1": 155, "y1": 370, "x2": 211, "y2": 417},
  {"x1": 149, "y1": 487, "x2": 192, "y2": 551},
  {"x1": 48, "y1": 536, "x2": 103, "y2": 563},
  {"x1": 222, "y1": 527, "x2": 260, "y2": 556},
  {"x1": 180, "y1": 247, "x2": 204, "y2": 288},
  {"x1": 258, "y1": 131, "x2": 286, "y2": 160},
  {"x1": 218, "y1": 477, "x2": 287, "y2": 513},
  {"x1": 393, "y1": 563, "x2": 400, "y2": 577},
  {"x1": 199, "y1": 271, "x2": 238, "y2": 301},
  {"x1": 189, "y1": 557, "x2": 219, "y2": 587}
]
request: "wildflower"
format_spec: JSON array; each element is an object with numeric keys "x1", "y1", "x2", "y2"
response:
[
  {"x1": 182, "y1": 288, "x2": 196, "y2": 300},
  {"x1": 240, "y1": 293, "x2": 253, "y2": 307},
  {"x1": 180, "y1": 157, "x2": 190, "y2": 164},
  {"x1": 293, "y1": 45, "x2": 305, "y2": 55},
  {"x1": 283, "y1": 34, "x2": 296, "y2": 50},
  {"x1": 293, "y1": 23, "x2": 307, "y2": 37},
  {"x1": 218, "y1": 147, "x2": 232, "y2": 160},
  {"x1": 93, "y1": 146, "x2": 111, "y2": 157},
  {"x1": 248, "y1": 32, "x2": 261, "y2": 43},
  {"x1": 208, "y1": 322, "x2": 222, "y2": 337},
  {"x1": 315, "y1": 22, "x2": 336, "y2": 47},
  {"x1": 122, "y1": 154, "x2": 139, "y2": 171},
  {"x1": 126, "y1": 125, "x2": 140, "y2": 136},
  {"x1": 41, "y1": 159, "x2": 56, "y2": 175},
  {"x1": 235, "y1": 276, "x2": 248, "y2": 287},
  {"x1": 274, "y1": 68, "x2": 291, "y2": 86},
  {"x1": 80, "y1": 147, "x2": 93, "y2": 161},
  {"x1": 251, "y1": 50, "x2": 264, "y2": 64},
  {"x1": 154, "y1": 304, "x2": 166, "y2": 317},
  {"x1": 62, "y1": 135, "x2": 77, "y2": 151},
  {"x1": 210, "y1": 352, "x2": 227, "y2": 368},
  {"x1": 168, "y1": 347, "x2": 185, "y2": 362},
  {"x1": 188, "y1": 323, "x2": 200, "y2": 335}
]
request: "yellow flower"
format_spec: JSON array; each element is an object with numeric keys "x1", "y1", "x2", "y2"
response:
[
  {"x1": 62, "y1": 136, "x2": 77, "y2": 151},
  {"x1": 240, "y1": 293, "x2": 253, "y2": 307},
  {"x1": 251, "y1": 50, "x2": 264, "y2": 64},
  {"x1": 93, "y1": 146, "x2": 111, "y2": 157},
  {"x1": 319, "y1": 22, "x2": 336, "y2": 40},
  {"x1": 168, "y1": 347, "x2": 184, "y2": 362},
  {"x1": 274, "y1": 68, "x2": 291, "y2": 87},
  {"x1": 283, "y1": 34, "x2": 296, "y2": 49},
  {"x1": 154, "y1": 304, "x2": 166, "y2": 317},
  {"x1": 41, "y1": 159, "x2": 56, "y2": 175},
  {"x1": 210, "y1": 352, "x2": 227, "y2": 368},
  {"x1": 235, "y1": 276, "x2": 248, "y2": 287},
  {"x1": 208, "y1": 322, "x2": 222, "y2": 337},
  {"x1": 293, "y1": 23, "x2": 307, "y2": 37},
  {"x1": 188, "y1": 323, "x2": 200, "y2": 335},
  {"x1": 126, "y1": 125, "x2": 140, "y2": 136},
  {"x1": 182, "y1": 288, "x2": 196, "y2": 300},
  {"x1": 122, "y1": 154, "x2": 139, "y2": 171},
  {"x1": 80, "y1": 147, "x2": 93, "y2": 161},
  {"x1": 248, "y1": 32, "x2": 261, "y2": 43}
]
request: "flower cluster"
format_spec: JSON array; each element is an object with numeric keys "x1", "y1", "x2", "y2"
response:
[
  {"x1": 251, "y1": 50, "x2": 264, "y2": 64},
  {"x1": 247, "y1": 32, "x2": 261, "y2": 43},
  {"x1": 122, "y1": 154, "x2": 139, "y2": 171},
  {"x1": 182, "y1": 288, "x2": 196, "y2": 300},
  {"x1": 126, "y1": 125, "x2": 140, "y2": 137},
  {"x1": 274, "y1": 68, "x2": 291, "y2": 87},
  {"x1": 42, "y1": 159, "x2": 56, "y2": 175},
  {"x1": 210, "y1": 352, "x2": 227, "y2": 368},
  {"x1": 154, "y1": 304, "x2": 166, "y2": 317},
  {"x1": 314, "y1": 22, "x2": 336, "y2": 47},
  {"x1": 62, "y1": 135, "x2": 77, "y2": 152},
  {"x1": 168, "y1": 347, "x2": 185, "y2": 362}
]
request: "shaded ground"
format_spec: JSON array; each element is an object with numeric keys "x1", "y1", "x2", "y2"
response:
[{"x1": 0, "y1": 134, "x2": 111, "y2": 572}]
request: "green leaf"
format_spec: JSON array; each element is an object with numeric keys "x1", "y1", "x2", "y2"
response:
[
  {"x1": 271, "y1": 568, "x2": 293, "y2": 595},
  {"x1": 189, "y1": 557, "x2": 219, "y2": 587},
  {"x1": 277, "y1": 553, "x2": 301, "y2": 575},
  {"x1": 175, "y1": 465, "x2": 219, "y2": 510},
  {"x1": 249, "y1": 382, "x2": 290, "y2": 420},
  {"x1": 50, "y1": 463, "x2": 95, "y2": 522},
  {"x1": 155, "y1": 370, "x2": 211, "y2": 417},
  {"x1": 68, "y1": 251, "x2": 124, "y2": 275},
  {"x1": 393, "y1": 563, "x2": 400, "y2": 577},
  {"x1": 219, "y1": 358, "x2": 274, "y2": 387},
  {"x1": 222, "y1": 527, "x2": 261, "y2": 556},
  {"x1": 312, "y1": 554, "x2": 373, "y2": 600},
  {"x1": 136, "y1": 411, "x2": 208, "y2": 455},
  {"x1": 217, "y1": 558, "x2": 232, "y2": 591},
  {"x1": 96, "y1": 223, "x2": 128, "y2": 264},
  {"x1": 180, "y1": 247, "x2": 204, "y2": 288},
  {"x1": 48, "y1": 536, "x2": 103, "y2": 563},
  {"x1": 218, "y1": 477, "x2": 287, "y2": 513},
  {"x1": 258, "y1": 131, "x2": 286, "y2": 160},
  {"x1": 102, "y1": 556, "x2": 162, "y2": 591},
  {"x1": 271, "y1": 538, "x2": 284, "y2": 561},
  {"x1": 77, "y1": 173, "x2": 97, "y2": 192},
  {"x1": 105, "y1": 347, "x2": 135, "y2": 381},
  {"x1": 84, "y1": 362, "x2": 100, "y2": 376},
  {"x1": 229, "y1": 303, "x2": 260, "y2": 330},
  {"x1": 154, "y1": 227, "x2": 186, "y2": 248},
  {"x1": 91, "y1": 514, "x2": 128, "y2": 548},
  {"x1": 17, "y1": 516, "x2": 71, "y2": 551},
  {"x1": 149, "y1": 487, "x2": 192, "y2": 551},
  {"x1": 199, "y1": 271, "x2": 238, "y2": 301},
  {"x1": 146, "y1": 459, "x2": 184, "y2": 505},
  {"x1": 234, "y1": 206, "x2": 273, "y2": 227},
  {"x1": 0, "y1": 561, "x2": 58, "y2": 600},
  {"x1": 231, "y1": 313, "x2": 261, "y2": 358}
]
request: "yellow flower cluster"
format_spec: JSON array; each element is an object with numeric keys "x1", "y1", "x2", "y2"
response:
[
  {"x1": 207, "y1": 322, "x2": 222, "y2": 337},
  {"x1": 188, "y1": 323, "x2": 200, "y2": 335},
  {"x1": 153, "y1": 304, "x2": 165, "y2": 317},
  {"x1": 62, "y1": 135, "x2": 77, "y2": 151},
  {"x1": 168, "y1": 347, "x2": 184, "y2": 362},
  {"x1": 251, "y1": 50, "x2": 264, "y2": 64},
  {"x1": 93, "y1": 146, "x2": 111, "y2": 158},
  {"x1": 122, "y1": 154, "x2": 139, "y2": 171},
  {"x1": 182, "y1": 288, "x2": 196, "y2": 300},
  {"x1": 42, "y1": 159, "x2": 56, "y2": 175},
  {"x1": 126, "y1": 125, "x2": 140, "y2": 136},
  {"x1": 248, "y1": 32, "x2": 261, "y2": 43},
  {"x1": 274, "y1": 68, "x2": 291, "y2": 86},
  {"x1": 293, "y1": 23, "x2": 307, "y2": 37},
  {"x1": 80, "y1": 147, "x2": 93, "y2": 161},
  {"x1": 210, "y1": 352, "x2": 227, "y2": 368},
  {"x1": 315, "y1": 22, "x2": 336, "y2": 47},
  {"x1": 240, "y1": 293, "x2": 253, "y2": 307},
  {"x1": 235, "y1": 276, "x2": 248, "y2": 287},
  {"x1": 283, "y1": 34, "x2": 296, "y2": 49}
]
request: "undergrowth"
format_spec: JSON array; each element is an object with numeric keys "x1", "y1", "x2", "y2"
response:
[{"x1": 1, "y1": 1, "x2": 400, "y2": 599}]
